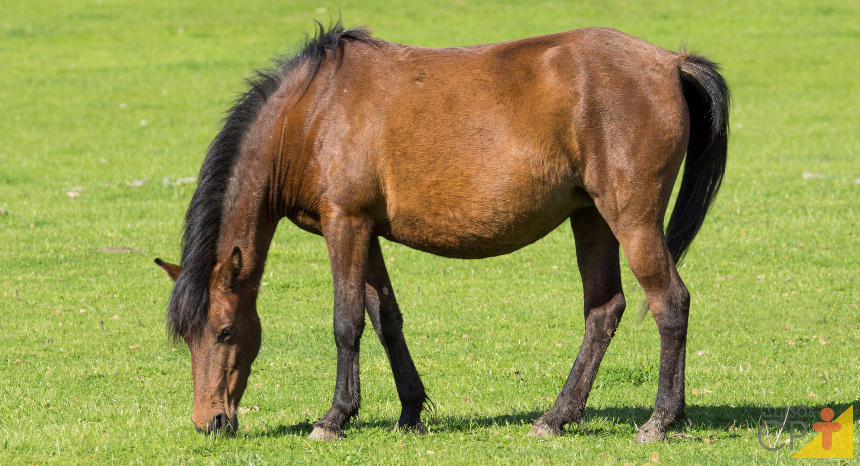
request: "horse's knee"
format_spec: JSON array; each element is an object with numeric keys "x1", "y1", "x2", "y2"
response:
[
  {"x1": 382, "y1": 308, "x2": 404, "y2": 330},
  {"x1": 333, "y1": 314, "x2": 365, "y2": 348},
  {"x1": 375, "y1": 301, "x2": 404, "y2": 330},
  {"x1": 369, "y1": 300, "x2": 406, "y2": 347}
]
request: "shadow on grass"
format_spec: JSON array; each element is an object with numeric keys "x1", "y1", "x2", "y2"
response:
[
  {"x1": 256, "y1": 420, "x2": 316, "y2": 438},
  {"x1": 248, "y1": 401, "x2": 856, "y2": 439}
]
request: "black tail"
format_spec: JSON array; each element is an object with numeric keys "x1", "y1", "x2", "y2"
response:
[{"x1": 665, "y1": 53, "x2": 730, "y2": 265}]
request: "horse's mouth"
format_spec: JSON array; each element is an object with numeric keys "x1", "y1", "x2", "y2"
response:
[{"x1": 194, "y1": 412, "x2": 238, "y2": 436}]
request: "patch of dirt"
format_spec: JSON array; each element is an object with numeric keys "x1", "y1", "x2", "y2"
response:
[{"x1": 97, "y1": 248, "x2": 144, "y2": 253}]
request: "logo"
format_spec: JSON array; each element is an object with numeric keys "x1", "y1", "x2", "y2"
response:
[
  {"x1": 793, "y1": 405, "x2": 853, "y2": 459},
  {"x1": 757, "y1": 405, "x2": 853, "y2": 458}
]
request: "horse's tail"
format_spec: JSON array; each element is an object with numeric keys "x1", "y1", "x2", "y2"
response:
[{"x1": 665, "y1": 53, "x2": 731, "y2": 265}]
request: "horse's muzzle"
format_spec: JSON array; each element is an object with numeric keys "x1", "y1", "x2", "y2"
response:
[{"x1": 193, "y1": 413, "x2": 238, "y2": 436}]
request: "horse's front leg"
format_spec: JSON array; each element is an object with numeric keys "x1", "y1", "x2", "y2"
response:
[
  {"x1": 364, "y1": 237, "x2": 429, "y2": 433},
  {"x1": 309, "y1": 214, "x2": 372, "y2": 441}
]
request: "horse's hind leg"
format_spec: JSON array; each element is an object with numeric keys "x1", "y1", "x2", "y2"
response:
[
  {"x1": 530, "y1": 207, "x2": 626, "y2": 436},
  {"x1": 614, "y1": 222, "x2": 689, "y2": 443},
  {"x1": 364, "y1": 238, "x2": 429, "y2": 433}
]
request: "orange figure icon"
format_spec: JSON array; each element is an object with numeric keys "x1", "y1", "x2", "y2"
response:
[{"x1": 812, "y1": 408, "x2": 841, "y2": 450}]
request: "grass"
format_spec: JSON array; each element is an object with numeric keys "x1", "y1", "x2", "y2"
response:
[{"x1": 1, "y1": 0, "x2": 858, "y2": 464}]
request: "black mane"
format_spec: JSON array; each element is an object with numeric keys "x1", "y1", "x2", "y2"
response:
[{"x1": 167, "y1": 21, "x2": 374, "y2": 341}]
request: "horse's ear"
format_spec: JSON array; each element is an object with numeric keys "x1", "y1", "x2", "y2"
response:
[
  {"x1": 217, "y1": 246, "x2": 243, "y2": 288},
  {"x1": 154, "y1": 258, "x2": 183, "y2": 282}
]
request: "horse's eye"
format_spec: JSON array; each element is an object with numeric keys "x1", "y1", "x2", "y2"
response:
[{"x1": 218, "y1": 327, "x2": 234, "y2": 342}]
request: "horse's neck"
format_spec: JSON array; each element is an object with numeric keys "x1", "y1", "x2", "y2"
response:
[
  {"x1": 215, "y1": 78, "x2": 311, "y2": 276},
  {"x1": 218, "y1": 175, "x2": 279, "y2": 285}
]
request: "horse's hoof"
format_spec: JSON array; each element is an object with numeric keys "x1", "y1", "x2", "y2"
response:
[
  {"x1": 634, "y1": 422, "x2": 667, "y2": 444},
  {"x1": 308, "y1": 426, "x2": 342, "y2": 441},
  {"x1": 394, "y1": 421, "x2": 428, "y2": 435},
  {"x1": 528, "y1": 422, "x2": 557, "y2": 437}
]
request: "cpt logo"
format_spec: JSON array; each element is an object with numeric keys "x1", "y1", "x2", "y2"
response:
[
  {"x1": 758, "y1": 405, "x2": 853, "y2": 458},
  {"x1": 793, "y1": 406, "x2": 853, "y2": 459}
]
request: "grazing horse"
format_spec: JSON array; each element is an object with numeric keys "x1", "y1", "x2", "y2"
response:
[{"x1": 155, "y1": 22, "x2": 729, "y2": 443}]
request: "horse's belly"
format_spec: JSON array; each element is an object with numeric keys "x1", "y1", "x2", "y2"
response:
[
  {"x1": 384, "y1": 222, "x2": 559, "y2": 259},
  {"x1": 383, "y1": 184, "x2": 592, "y2": 259}
]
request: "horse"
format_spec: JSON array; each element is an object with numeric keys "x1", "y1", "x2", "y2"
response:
[{"x1": 155, "y1": 21, "x2": 729, "y2": 443}]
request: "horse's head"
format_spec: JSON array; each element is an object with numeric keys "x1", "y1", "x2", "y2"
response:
[{"x1": 155, "y1": 247, "x2": 261, "y2": 435}]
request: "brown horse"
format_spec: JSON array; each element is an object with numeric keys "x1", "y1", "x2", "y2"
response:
[{"x1": 155, "y1": 22, "x2": 729, "y2": 443}]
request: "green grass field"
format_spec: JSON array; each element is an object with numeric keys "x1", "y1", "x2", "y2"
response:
[{"x1": 1, "y1": 0, "x2": 858, "y2": 464}]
